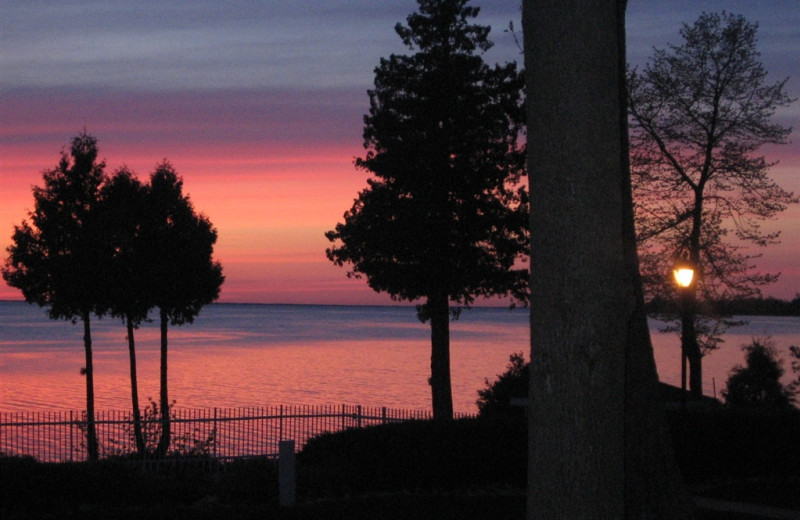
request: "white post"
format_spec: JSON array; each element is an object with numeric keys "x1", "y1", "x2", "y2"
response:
[{"x1": 278, "y1": 439, "x2": 296, "y2": 507}]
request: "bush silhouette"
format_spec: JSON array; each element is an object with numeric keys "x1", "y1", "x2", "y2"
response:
[
  {"x1": 723, "y1": 338, "x2": 795, "y2": 408},
  {"x1": 477, "y1": 352, "x2": 528, "y2": 417}
]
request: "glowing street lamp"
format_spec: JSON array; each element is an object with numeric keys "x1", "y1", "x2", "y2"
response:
[
  {"x1": 673, "y1": 251, "x2": 697, "y2": 406},
  {"x1": 673, "y1": 260, "x2": 695, "y2": 289}
]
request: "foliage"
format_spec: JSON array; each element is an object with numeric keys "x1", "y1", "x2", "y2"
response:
[
  {"x1": 141, "y1": 162, "x2": 224, "y2": 456},
  {"x1": 629, "y1": 11, "x2": 796, "y2": 302},
  {"x1": 327, "y1": 0, "x2": 527, "y2": 306},
  {"x1": 325, "y1": 0, "x2": 526, "y2": 419},
  {"x1": 3, "y1": 407, "x2": 800, "y2": 517},
  {"x1": 111, "y1": 400, "x2": 216, "y2": 459},
  {"x1": 97, "y1": 169, "x2": 152, "y2": 453},
  {"x1": 2, "y1": 131, "x2": 109, "y2": 461},
  {"x1": 97, "y1": 169, "x2": 152, "y2": 325},
  {"x1": 144, "y1": 162, "x2": 224, "y2": 326},
  {"x1": 790, "y1": 345, "x2": 800, "y2": 398},
  {"x1": 298, "y1": 416, "x2": 526, "y2": 496},
  {"x1": 3, "y1": 133, "x2": 225, "y2": 461},
  {"x1": 72, "y1": 400, "x2": 216, "y2": 461},
  {"x1": 2, "y1": 132, "x2": 108, "y2": 320},
  {"x1": 722, "y1": 338, "x2": 795, "y2": 408},
  {"x1": 476, "y1": 352, "x2": 528, "y2": 417},
  {"x1": 628, "y1": 12, "x2": 797, "y2": 395}
]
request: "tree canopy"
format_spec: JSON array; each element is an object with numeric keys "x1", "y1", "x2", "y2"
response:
[
  {"x1": 98, "y1": 168, "x2": 151, "y2": 326},
  {"x1": 723, "y1": 338, "x2": 796, "y2": 408},
  {"x1": 144, "y1": 162, "x2": 224, "y2": 326},
  {"x1": 327, "y1": 0, "x2": 527, "y2": 306},
  {"x1": 629, "y1": 10, "x2": 796, "y2": 306},
  {"x1": 3, "y1": 131, "x2": 108, "y2": 461},
  {"x1": 3, "y1": 133, "x2": 224, "y2": 459},
  {"x1": 326, "y1": 0, "x2": 527, "y2": 419},
  {"x1": 4, "y1": 132, "x2": 108, "y2": 320},
  {"x1": 628, "y1": 11, "x2": 797, "y2": 396}
]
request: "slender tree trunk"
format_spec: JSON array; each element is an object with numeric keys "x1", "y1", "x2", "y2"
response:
[
  {"x1": 428, "y1": 293, "x2": 453, "y2": 420},
  {"x1": 685, "y1": 309, "x2": 703, "y2": 400},
  {"x1": 680, "y1": 286, "x2": 703, "y2": 400},
  {"x1": 524, "y1": 0, "x2": 694, "y2": 517},
  {"x1": 156, "y1": 307, "x2": 171, "y2": 457},
  {"x1": 82, "y1": 312, "x2": 99, "y2": 462},
  {"x1": 687, "y1": 204, "x2": 704, "y2": 399},
  {"x1": 126, "y1": 316, "x2": 145, "y2": 455}
]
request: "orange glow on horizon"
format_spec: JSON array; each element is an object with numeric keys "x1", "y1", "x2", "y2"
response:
[
  {"x1": 0, "y1": 135, "x2": 389, "y2": 305},
  {"x1": 2, "y1": 90, "x2": 799, "y2": 304}
]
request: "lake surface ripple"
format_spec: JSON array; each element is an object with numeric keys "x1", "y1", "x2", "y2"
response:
[{"x1": 1, "y1": 302, "x2": 797, "y2": 414}]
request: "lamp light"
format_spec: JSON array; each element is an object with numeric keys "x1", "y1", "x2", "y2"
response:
[
  {"x1": 673, "y1": 267, "x2": 694, "y2": 288},
  {"x1": 672, "y1": 254, "x2": 695, "y2": 288}
]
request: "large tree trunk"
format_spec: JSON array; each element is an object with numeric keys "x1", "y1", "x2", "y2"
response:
[
  {"x1": 156, "y1": 307, "x2": 171, "y2": 457},
  {"x1": 617, "y1": 4, "x2": 695, "y2": 513},
  {"x1": 82, "y1": 312, "x2": 99, "y2": 462},
  {"x1": 524, "y1": 0, "x2": 694, "y2": 517},
  {"x1": 126, "y1": 316, "x2": 146, "y2": 455},
  {"x1": 428, "y1": 293, "x2": 453, "y2": 420}
]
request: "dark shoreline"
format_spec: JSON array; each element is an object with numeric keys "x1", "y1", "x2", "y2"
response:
[{"x1": 3, "y1": 296, "x2": 799, "y2": 316}]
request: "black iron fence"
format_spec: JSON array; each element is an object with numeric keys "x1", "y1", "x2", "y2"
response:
[{"x1": 0, "y1": 405, "x2": 469, "y2": 463}]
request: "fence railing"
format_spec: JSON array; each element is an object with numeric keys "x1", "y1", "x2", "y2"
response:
[{"x1": 1, "y1": 405, "x2": 467, "y2": 463}]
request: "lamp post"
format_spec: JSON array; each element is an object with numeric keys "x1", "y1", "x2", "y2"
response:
[{"x1": 673, "y1": 254, "x2": 696, "y2": 406}]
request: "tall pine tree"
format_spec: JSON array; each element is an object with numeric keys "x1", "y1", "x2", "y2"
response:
[
  {"x1": 326, "y1": 0, "x2": 527, "y2": 420},
  {"x1": 3, "y1": 132, "x2": 107, "y2": 461}
]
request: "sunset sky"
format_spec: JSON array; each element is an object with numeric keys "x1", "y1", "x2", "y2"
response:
[{"x1": 2, "y1": 0, "x2": 798, "y2": 305}]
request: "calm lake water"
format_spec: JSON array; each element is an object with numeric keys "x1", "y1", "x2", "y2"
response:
[{"x1": 1, "y1": 301, "x2": 798, "y2": 414}]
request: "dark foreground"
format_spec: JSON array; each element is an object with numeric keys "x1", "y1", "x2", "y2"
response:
[{"x1": 2, "y1": 408, "x2": 798, "y2": 519}]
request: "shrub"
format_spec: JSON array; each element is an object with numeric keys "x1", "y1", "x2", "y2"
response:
[
  {"x1": 298, "y1": 416, "x2": 526, "y2": 497},
  {"x1": 722, "y1": 338, "x2": 795, "y2": 408},
  {"x1": 477, "y1": 352, "x2": 528, "y2": 417}
]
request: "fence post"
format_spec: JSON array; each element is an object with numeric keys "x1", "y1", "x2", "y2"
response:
[
  {"x1": 278, "y1": 439, "x2": 296, "y2": 507},
  {"x1": 69, "y1": 410, "x2": 74, "y2": 461},
  {"x1": 213, "y1": 408, "x2": 218, "y2": 460},
  {"x1": 279, "y1": 405, "x2": 283, "y2": 442},
  {"x1": 357, "y1": 405, "x2": 362, "y2": 429}
]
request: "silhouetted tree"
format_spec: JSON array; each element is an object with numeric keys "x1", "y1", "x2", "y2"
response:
[
  {"x1": 476, "y1": 352, "x2": 527, "y2": 417},
  {"x1": 2, "y1": 131, "x2": 107, "y2": 461},
  {"x1": 723, "y1": 338, "x2": 795, "y2": 408},
  {"x1": 789, "y1": 345, "x2": 800, "y2": 400},
  {"x1": 524, "y1": 1, "x2": 693, "y2": 517},
  {"x1": 628, "y1": 12, "x2": 797, "y2": 399},
  {"x1": 326, "y1": 0, "x2": 527, "y2": 420},
  {"x1": 98, "y1": 169, "x2": 151, "y2": 454},
  {"x1": 142, "y1": 162, "x2": 224, "y2": 456}
]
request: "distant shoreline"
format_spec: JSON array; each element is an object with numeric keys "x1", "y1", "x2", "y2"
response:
[{"x1": 3, "y1": 298, "x2": 798, "y2": 316}]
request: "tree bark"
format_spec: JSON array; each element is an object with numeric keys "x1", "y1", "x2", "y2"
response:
[
  {"x1": 524, "y1": 0, "x2": 694, "y2": 517},
  {"x1": 618, "y1": 4, "x2": 695, "y2": 513},
  {"x1": 428, "y1": 293, "x2": 453, "y2": 420},
  {"x1": 686, "y1": 318, "x2": 703, "y2": 400},
  {"x1": 126, "y1": 316, "x2": 145, "y2": 455},
  {"x1": 156, "y1": 307, "x2": 171, "y2": 457},
  {"x1": 686, "y1": 189, "x2": 704, "y2": 399},
  {"x1": 82, "y1": 312, "x2": 99, "y2": 462}
]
